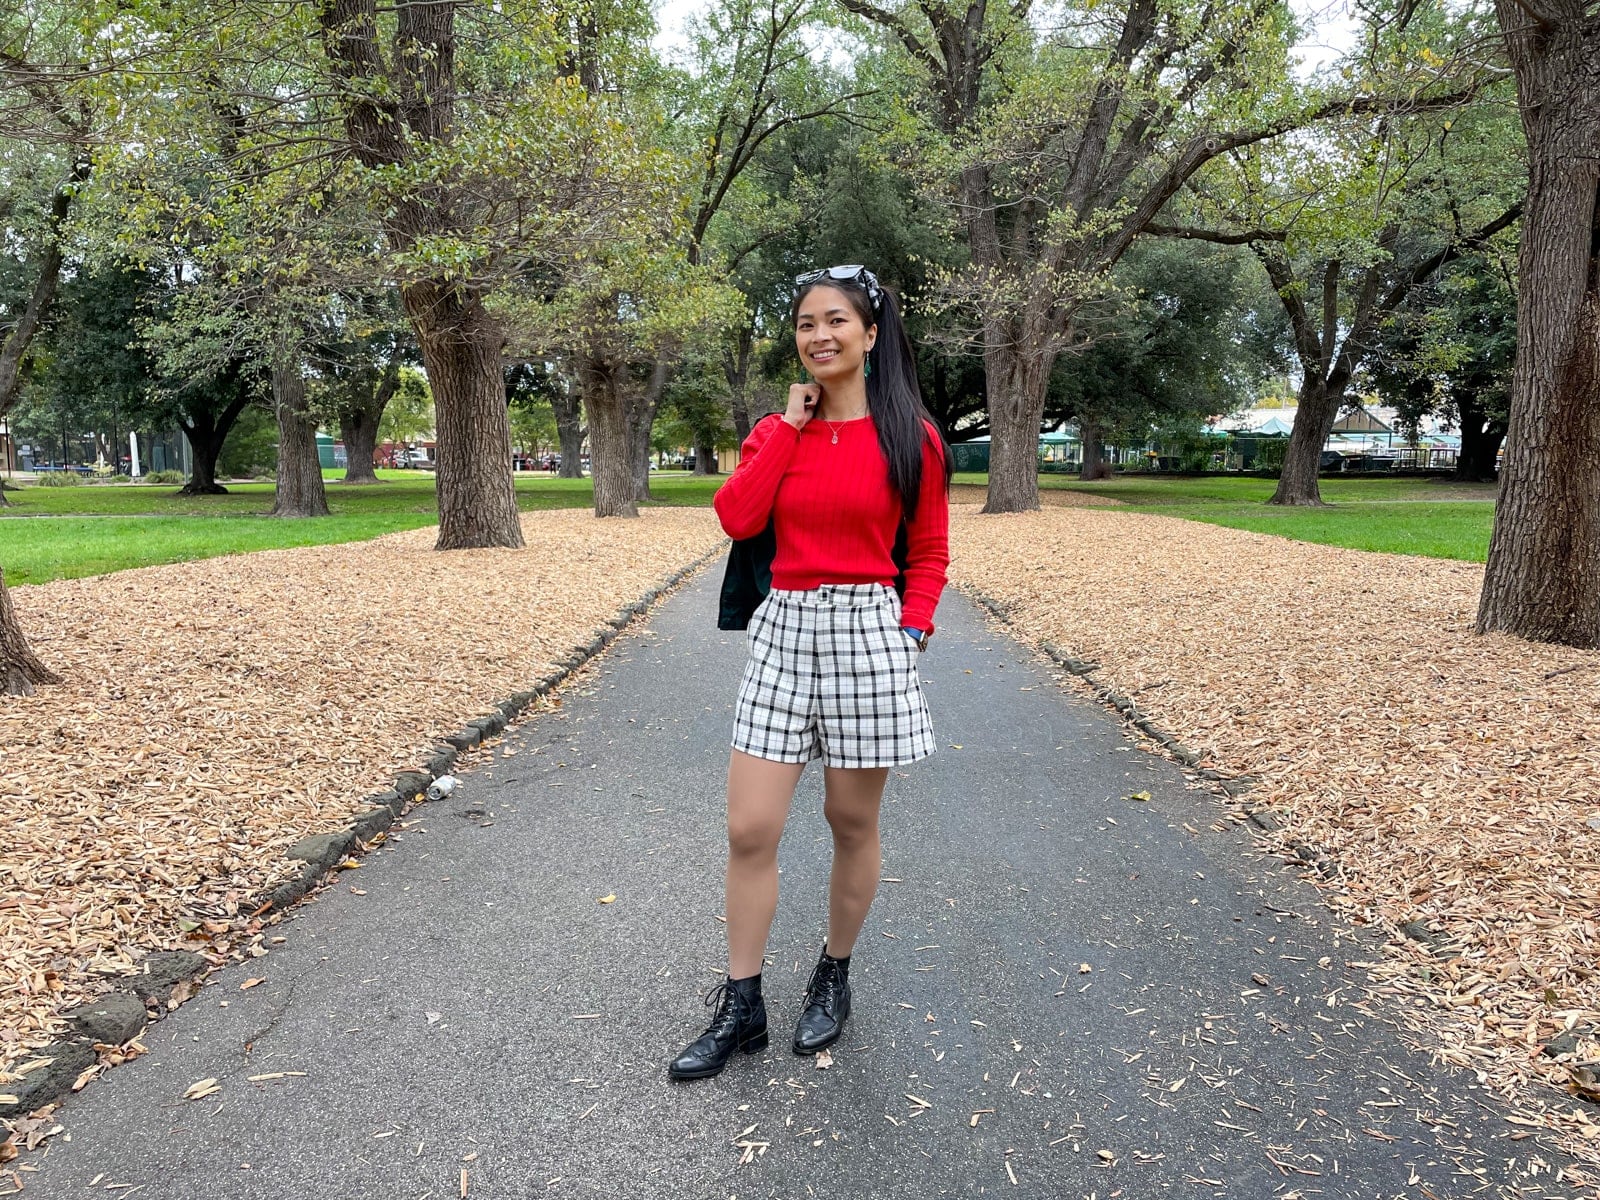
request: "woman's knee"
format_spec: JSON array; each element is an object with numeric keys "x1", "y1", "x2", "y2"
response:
[
  {"x1": 823, "y1": 799, "x2": 879, "y2": 847},
  {"x1": 727, "y1": 814, "x2": 783, "y2": 862}
]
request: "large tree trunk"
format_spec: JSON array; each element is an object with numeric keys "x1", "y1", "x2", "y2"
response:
[
  {"x1": 981, "y1": 343, "x2": 1050, "y2": 513},
  {"x1": 176, "y1": 397, "x2": 246, "y2": 496},
  {"x1": 338, "y1": 363, "x2": 395, "y2": 485},
  {"x1": 553, "y1": 384, "x2": 586, "y2": 478},
  {"x1": 0, "y1": 566, "x2": 59, "y2": 696},
  {"x1": 578, "y1": 353, "x2": 637, "y2": 518},
  {"x1": 339, "y1": 410, "x2": 381, "y2": 485},
  {"x1": 403, "y1": 286, "x2": 523, "y2": 550},
  {"x1": 1078, "y1": 420, "x2": 1112, "y2": 480},
  {"x1": 1269, "y1": 379, "x2": 1345, "y2": 506},
  {"x1": 270, "y1": 350, "x2": 330, "y2": 518},
  {"x1": 1477, "y1": 70, "x2": 1600, "y2": 646},
  {"x1": 724, "y1": 325, "x2": 755, "y2": 445},
  {"x1": 628, "y1": 360, "x2": 671, "y2": 502},
  {"x1": 179, "y1": 435, "x2": 228, "y2": 495},
  {"x1": 1453, "y1": 391, "x2": 1506, "y2": 482},
  {"x1": 693, "y1": 437, "x2": 715, "y2": 476},
  {"x1": 628, "y1": 395, "x2": 655, "y2": 501}
]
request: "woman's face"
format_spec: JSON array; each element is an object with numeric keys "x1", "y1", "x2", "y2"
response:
[{"x1": 793, "y1": 285, "x2": 877, "y2": 385}]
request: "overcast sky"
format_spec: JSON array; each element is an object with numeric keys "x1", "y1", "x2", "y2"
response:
[{"x1": 651, "y1": 0, "x2": 1363, "y2": 75}]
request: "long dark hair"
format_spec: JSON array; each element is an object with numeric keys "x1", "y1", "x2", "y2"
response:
[{"x1": 791, "y1": 279, "x2": 952, "y2": 521}]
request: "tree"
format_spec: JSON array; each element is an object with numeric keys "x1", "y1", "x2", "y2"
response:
[
  {"x1": 1159, "y1": 32, "x2": 1524, "y2": 503},
  {"x1": 308, "y1": 302, "x2": 411, "y2": 485},
  {"x1": 308, "y1": 0, "x2": 669, "y2": 545},
  {"x1": 1049, "y1": 238, "x2": 1286, "y2": 476},
  {"x1": 1476, "y1": 0, "x2": 1600, "y2": 648},
  {"x1": 661, "y1": 354, "x2": 736, "y2": 474},
  {"x1": 267, "y1": 329, "x2": 329, "y2": 518},
  {"x1": 0, "y1": 13, "x2": 98, "y2": 692},
  {"x1": 505, "y1": 361, "x2": 562, "y2": 463},
  {"x1": 1366, "y1": 251, "x2": 1517, "y2": 482},
  {"x1": 378, "y1": 367, "x2": 434, "y2": 457},
  {"x1": 98, "y1": 0, "x2": 668, "y2": 542},
  {"x1": 542, "y1": 0, "x2": 855, "y2": 513},
  {"x1": 845, "y1": 0, "x2": 1488, "y2": 512}
]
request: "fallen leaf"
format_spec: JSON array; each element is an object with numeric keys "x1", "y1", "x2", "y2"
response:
[
  {"x1": 815, "y1": 1050, "x2": 833, "y2": 1070},
  {"x1": 240, "y1": 978, "x2": 265, "y2": 991},
  {"x1": 1125, "y1": 791, "x2": 1151, "y2": 802},
  {"x1": 597, "y1": 894, "x2": 616, "y2": 904},
  {"x1": 183, "y1": 1078, "x2": 221, "y2": 1101}
]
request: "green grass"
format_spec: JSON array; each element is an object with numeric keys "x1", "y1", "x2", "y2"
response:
[
  {"x1": 1, "y1": 470, "x2": 723, "y2": 518},
  {"x1": 0, "y1": 470, "x2": 722, "y2": 584},
  {"x1": 3, "y1": 467, "x2": 1496, "y2": 586},
  {"x1": 0, "y1": 515, "x2": 444, "y2": 585},
  {"x1": 949, "y1": 472, "x2": 1497, "y2": 562}
]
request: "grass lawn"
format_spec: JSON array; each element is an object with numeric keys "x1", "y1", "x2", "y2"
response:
[
  {"x1": 950, "y1": 472, "x2": 1498, "y2": 562},
  {"x1": 2, "y1": 467, "x2": 1496, "y2": 585},
  {"x1": 0, "y1": 471, "x2": 722, "y2": 584}
]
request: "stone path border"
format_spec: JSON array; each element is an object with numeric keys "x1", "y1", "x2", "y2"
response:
[{"x1": 0, "y1": 544, "x2": 727, "y2": 1124}]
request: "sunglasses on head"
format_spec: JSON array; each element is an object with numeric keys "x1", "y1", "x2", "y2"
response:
[{"x1": 794, "y1": 264, "x2": 883, "y2": 310}]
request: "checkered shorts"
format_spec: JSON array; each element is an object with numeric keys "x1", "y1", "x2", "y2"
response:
[{"x1": 732, "y1": 583, "x2": 936, "y2": 769}]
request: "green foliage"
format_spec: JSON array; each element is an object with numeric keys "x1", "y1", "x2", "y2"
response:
[
  {"x1": 660, "y1": 355, "x2": 736, "y2": 452},
  {"x1": 1253, "y1": 438, "x2": 1289, "y2": 475},
  {"x1": 31, "y1": 471, "x2": 83, "y2": 486},
  {"x1": 143, "y1": 469, "x2": 187, "y2": 484},
  {"x1": 1049, "y1": 239, "x2": 1285, "y2": 438},
  {"x1": 216, "y1": 405, "x2": 277, "y2": 478},
  {"x1": 378, "y1": 368, "x2": 434, "y2": 447}
]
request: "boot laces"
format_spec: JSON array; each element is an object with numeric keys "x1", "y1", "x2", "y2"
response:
[
  {"x1": 703, "y1": 980, "x2": 755, "y2": 1032},
  {"x1": 803, "y1": 958, "x2": 845, "y2": 1016}
]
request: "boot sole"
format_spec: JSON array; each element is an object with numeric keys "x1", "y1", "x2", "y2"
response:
[{"x1": 667, "y1": 1029, "x2": 769, "y2": 1081}]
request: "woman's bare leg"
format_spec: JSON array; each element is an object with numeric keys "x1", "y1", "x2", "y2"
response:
[
  {"x1": 725, "y1": 750, "x2": 806, "y2": 977},
  {"x1": 821, "y1": 765, "x2": 890, "y2": 957}
]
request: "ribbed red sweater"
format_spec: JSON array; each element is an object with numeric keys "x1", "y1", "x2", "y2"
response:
[{"x1": 712, "y1": 413, "x2": 950, "y2": 634}]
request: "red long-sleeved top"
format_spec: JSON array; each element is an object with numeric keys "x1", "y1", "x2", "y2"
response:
[{"x1": 712, "y1": 412, "x2": 950, "y2": 634}]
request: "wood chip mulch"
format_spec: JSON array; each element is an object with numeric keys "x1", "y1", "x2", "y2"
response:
[
  {"x1": 0, "y1": 509, "x2": 726, "y2": 1085},
  {"x1": 949, "y1": 505, "x2": 1600, "y2": 1170}
]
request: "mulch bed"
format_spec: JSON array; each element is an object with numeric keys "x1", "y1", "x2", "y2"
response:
[
  {"x1": 0, "y1": 510, "x2": 726, "y2": 1088},
  {"x1": 948, "y1": 505, "x2": 1600, "y2": 1172}
]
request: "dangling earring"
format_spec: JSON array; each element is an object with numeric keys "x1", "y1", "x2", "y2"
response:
[{"x1": 863, "y1": 357, "x2": 873, "y2": 379}]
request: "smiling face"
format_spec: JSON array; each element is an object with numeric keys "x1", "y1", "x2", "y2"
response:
[{"x1": 793, "y1": 284, "x2": 877, "y2": 385}]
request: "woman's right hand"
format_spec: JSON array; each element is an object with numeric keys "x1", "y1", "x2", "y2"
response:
[{"x1": 784, "y1": 383, "x2": 820, "y2": 430}]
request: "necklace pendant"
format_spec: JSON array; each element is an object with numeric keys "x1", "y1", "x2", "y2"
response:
[{"x1": 831, "y1": 432, "x2": 839, "y2": 444}]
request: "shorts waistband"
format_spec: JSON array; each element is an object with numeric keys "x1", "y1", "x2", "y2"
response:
[{"x1": 767, "y1": 582, "x2": 894, "y2": 607}]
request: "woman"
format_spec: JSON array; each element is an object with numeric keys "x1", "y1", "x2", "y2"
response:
[{"x1": 669, "y1": 264, "x2": 952, "y2": 1081}]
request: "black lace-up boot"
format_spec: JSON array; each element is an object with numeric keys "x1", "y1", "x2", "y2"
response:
[
  {"x1": 792, "y1": 947, "x2": 851, "y2": 1055},
  {"x1": 667, "y1": 974, "x2": 768, "y2": 1081}
]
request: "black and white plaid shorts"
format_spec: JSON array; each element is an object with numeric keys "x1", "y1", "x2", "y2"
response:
[{"x1": 732, "y1": 583, "x2": 936, "y2": 769}]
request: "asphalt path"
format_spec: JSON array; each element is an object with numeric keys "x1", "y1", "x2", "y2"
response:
[{"x1": 18, "y1": 570, "x2": 1584, "y2": 1199}]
